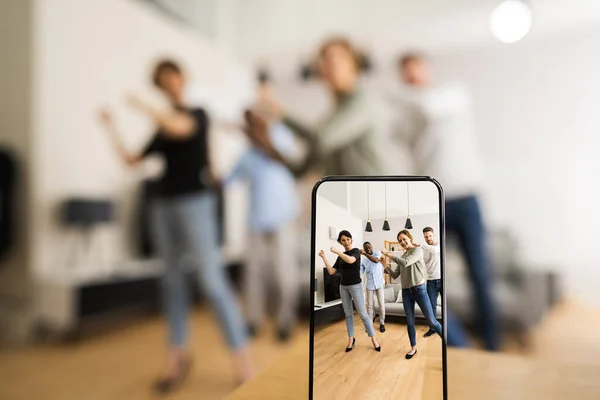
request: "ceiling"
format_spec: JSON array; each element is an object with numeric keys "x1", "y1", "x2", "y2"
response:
[{"x1": 317, "y1": 180, "x2": 440, "y2": 220}]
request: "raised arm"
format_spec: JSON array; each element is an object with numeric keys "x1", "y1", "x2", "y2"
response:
[
  {"x1": 391, "y1": 247, "x2": 423, "y2": 267},
  {"x1": 99, "y1": 109, "x2": 143, "y2": 167},
  {"x1": 383, "y1": 264, "x2": 401, "y2": 279},
  {"x1": 361, "y1": 249, "x2": 381, "y2": 264},
  {"x1": 418, "y1": 242, "x2": 440, "y2": 253},
  {"x1": 319, "y1": 250, "x2": 337, "y2": 276},
  {"x1": 315, "y1": 92, "x2": 374, "y2": 153},
  {"x1": 244, "y1": 110, "x2": 315, "y2": 178},
  {"x1": 127, "y1": 95, "x2": 196, "y2": 138},
  {"x1": 332, "y1": 247, "x2": 356, "y2": 264}
]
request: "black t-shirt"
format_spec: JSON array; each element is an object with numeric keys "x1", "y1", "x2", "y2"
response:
[
  {"x1": 142, "y1": 108, "x2": 210, "y2": 198},
  {"x1": 332, "y1": 248, "x2": 362, "y2": 286}
]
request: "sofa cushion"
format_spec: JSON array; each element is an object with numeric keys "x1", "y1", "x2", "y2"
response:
[
  {"x1": 385, "y1": 283, "x2": 402, "y2": 302},
  {"x1": 396, "y1": 290, "x2": 403, "y2": 303},
  {"x1": 383, "y1": 286, "x2": 396, "y2": 303},
  {"x1": 384, "y1": 303, "x2": 404, "y2": 314}
]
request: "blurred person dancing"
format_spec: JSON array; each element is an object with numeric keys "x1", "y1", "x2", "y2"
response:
[
  {"x1": 244, "y1": 37, "x2": 388, "y2": 177},
  {"x1": 360, "y1": 242, "x2": 387, "y2": 333},
  {"x1": 319, "y1": 231, "x2": 381, "y2": 353},
  {"x1": 382, "y1": 230, "x2": 442, "y2": 359},
  {"x1": 224, "y1": 75, "x2": 300, "y2": 342},
  {"x1": 99, "y1": 59, "x2": 253, "y2": 393},
  {"x1": 391, "y1": 52, "x2": 500, "y2": 351},
  {"x1": 414, "y1": 227, "x2": 441, "y2": 338}
]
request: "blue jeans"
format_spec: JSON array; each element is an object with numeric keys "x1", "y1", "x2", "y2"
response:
[
  {"x1": 339, "y1": 283, "x2": 376, "y2": 337},
  {"x1": 403, "y1": 283, "x2": 442, "y2": 347},
  {"x1": 150, "y1": 192, "x2": 247, "y2": 350},
  {"x1": 446, "y1": 195, "x2": 500, "y2": 351},
  {"x1": 427, "y1": 279, "x2": 442, "y2": 321}
]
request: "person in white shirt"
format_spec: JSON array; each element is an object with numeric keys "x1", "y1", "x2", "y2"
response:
[
  {"x1": 360, "y1": 242, "x2": 387, "y2": 333},
  {"x1": 391, "y1": 52, "x2": 500, "y2": 351},
  {"x1": 415, "y1": 227, "x2": 441, "y2": 338}
]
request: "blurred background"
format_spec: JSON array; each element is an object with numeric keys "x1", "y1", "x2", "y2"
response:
[{"x1": 1, "y1": 0, "x2": 600, "y2": 399}]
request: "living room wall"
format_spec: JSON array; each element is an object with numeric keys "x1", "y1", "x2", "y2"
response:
[{"x1": 314, "y1": 194, "x2": 363, "y2": 304}]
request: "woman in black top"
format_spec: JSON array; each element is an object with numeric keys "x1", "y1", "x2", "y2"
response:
[
  {"x1": 100, "y1": 60, "x2": 253, "y2": 393},
  {"x1": 319, "y1": 230, "x2": 381, "y2": 352}
]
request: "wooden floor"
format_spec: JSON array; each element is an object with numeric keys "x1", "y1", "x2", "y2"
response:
[
  {"x1": 3, "y1": 300, "x2": 600, "y2": 400},
  {"x1": 0, "y1": 306, "x2": 308, "y2": 400},
  {"x1": 313, "y1": 319, "x2": 442, "y2": 400}
]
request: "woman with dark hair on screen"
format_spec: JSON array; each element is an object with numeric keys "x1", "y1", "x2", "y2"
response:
[
  {"x1": 244, "y1": 37, "x2": 389, "y2": 177},
  {"x1": 381, "y1": 229, "x2": 442, "y2": 359},
  {"x1": 319, "y1": 230, "x2": 381, "y2": 352},
  {"x1": 99, "y1": 59, "x2": 253, "y2": 393}
]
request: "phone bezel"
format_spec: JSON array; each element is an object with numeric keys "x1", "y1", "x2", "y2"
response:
[{"x1": 309, "y1": 175, "x2": 448, "y2": 400}]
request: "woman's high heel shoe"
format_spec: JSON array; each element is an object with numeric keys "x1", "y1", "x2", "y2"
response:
[
  {"x1": 406, "y1": 349, "x2": 418, "y2": 359},
  {"x1": 372, "y1": 339, "x2": 381, "y2": 352},
  {"x1": 154, "y1": 356, "x2": 193, "y2": 394},
  {"x1": 345, "y1": 338, "x2": 356, "y2": 353}
]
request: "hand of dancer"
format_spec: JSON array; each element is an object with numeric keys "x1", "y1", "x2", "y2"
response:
[
  {"x1": 318, "y1": 250, "x2": 325, "y2": 258},
  {"x1": 381, "y1": 249, "x2": 389, "y2": 256},
  {"x1": 98, "y1": 108, "x2": 114, "y2": 127},
  {"x1": 360, "y1": 249, "x2": 366, "y2": 255},
  {"x1": 126, "y1": 93, "x2": 152, "y2": 114},
  {"x1": 244, "y1": 110, "x2": 272, "y2": 149},
  {"x1": 330, "y1": 247, "x2": 340, "y2": 255},
  {"x1": 256, "y1": 95, "x2": 284, "y2": 121}
]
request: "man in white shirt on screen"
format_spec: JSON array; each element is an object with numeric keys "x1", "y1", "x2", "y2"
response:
[
  {"x1": 415, "y1": 227, "x2": 441, "y2": 338},
  {"x1": 360, "y1": 242, "x2": 387, "y2": 333}
]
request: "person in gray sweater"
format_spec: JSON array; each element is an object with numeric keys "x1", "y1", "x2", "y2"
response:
[
  {"x1": 381, "y1": 229, "x2": 442, "y2": 359},
  {"x1": 244, "y1": 37, "x2": 388, "y2": 177}
]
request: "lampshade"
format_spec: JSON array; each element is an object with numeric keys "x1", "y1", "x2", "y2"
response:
[
  {"x1": 382, "y1": 219, "x2": 390, "y2": 231},
  {"x1": 365, "y1": 182, "x2": 372, "y2": 232},
  {"x1": 404, "y1": 217, "x2": 413, "y2": 230}
]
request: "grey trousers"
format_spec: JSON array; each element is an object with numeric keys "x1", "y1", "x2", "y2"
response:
[{"x1": 244, "y1": 221, "x2": 299, "y2": 329}]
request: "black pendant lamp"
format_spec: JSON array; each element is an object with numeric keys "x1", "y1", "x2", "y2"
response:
[
  {"x1": 404, "y1": 182, "x2": 413, "y2": 230},
  {"x1": 382, "y1": 182, "x2": 390, "y2": 231},
  {"x1": 365, "y1": 182, "x2": 373, "y2": 232}
]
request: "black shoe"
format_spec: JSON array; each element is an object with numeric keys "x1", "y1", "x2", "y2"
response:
[
  {"x1": 380, "y1": 324, "x2": 386, "y2": 333},
  {"x1": 345, "y1": 338, "x2": 356, "y2": 353},
  {"x1": 277, "y1": 327, "x2": 291, "y2": 343},
  {"x1": 247, "y1": 324, "x2": 259, "y2": 338},
  {"x1": 405, "y1": 349, "x2": 418, "y2": 360},
  {"x1": 154, "y1": 357, "x2": 193, "y2": 394},
  {"x1": 373, "y1": 339, "x2": 381, "y2": 352},
  {"x1": 424, "y1": 329, "x2": 435, "y2": 338}
]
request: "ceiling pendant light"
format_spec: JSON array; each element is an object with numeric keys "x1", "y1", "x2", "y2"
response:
[
  {"x1": 365, "y1": 182, "x2": 373, "y2": 232},
  {"x1": 382, "y1": 182, "x2": 390, "y2": 231},
  {"x1": 404, "y1": 182, "x2": 413, "y2": 230},
  {"x1": 490, "y1": 0, "x2": 533, "y2": 44}
]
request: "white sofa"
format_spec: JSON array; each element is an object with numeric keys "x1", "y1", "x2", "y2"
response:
[{"x1": 373, "y1": 283, "x2": 442, "y2": 321}]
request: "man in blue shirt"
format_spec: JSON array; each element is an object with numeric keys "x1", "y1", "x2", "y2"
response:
[
  {"x1": 224, "y1": 119, "x2": 300, "y2": 341},
  {"x1": 360, "y1": 242, "x2": 386, "y2": 333}
]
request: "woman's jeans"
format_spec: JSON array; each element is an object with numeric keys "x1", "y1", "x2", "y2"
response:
[
  {"x1": 446, "y1": 195, "x2": 500, "y2": 351},
  {"x1": 150, "y1": 192, "x2": 247, "y2": 350},
  {"x1": 402, "y1": 283, "x2": 442, "y2": 347},
  {"x1": 339, "y1": 283, "x2": 376, "y2": 337}
]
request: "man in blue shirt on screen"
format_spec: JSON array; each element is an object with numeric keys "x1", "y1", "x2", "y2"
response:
[
  {"x1": 224, "y1": 118, "x2": 300, "y2": 342},
  {"x1": 360, "y1": 242, "x2": 386, "y2": 333}
]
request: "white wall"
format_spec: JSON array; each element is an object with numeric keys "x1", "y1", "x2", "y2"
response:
[
  {"x1": 314, "y1": 194, "x2": 363, "y2": 304},
  {"x1": 429, "y1": 24, "x2": 600, "y2": 304},
  {"x1": 30, "y1": 0, "x2": 254, "y2": 278}
]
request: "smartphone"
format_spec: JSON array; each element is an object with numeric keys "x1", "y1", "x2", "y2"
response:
[{"x1": 309, "y1": 176, "x2": 447, "y2": 400}]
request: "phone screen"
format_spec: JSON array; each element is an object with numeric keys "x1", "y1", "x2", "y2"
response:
[{"x1": 310, "y1": 176, "x2": 447, "y2": 400}]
